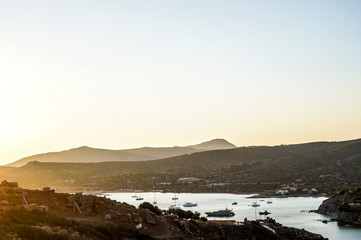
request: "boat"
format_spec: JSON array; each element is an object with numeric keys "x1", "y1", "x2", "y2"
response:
[
  {"x1": 131, "y1": 195, "x2": 138, "y2": 198},
  {"x1": 251, "y1": 202, "x2": 260, "y2": 207},
  {"x1": 232, "y1": 202, "x2": 237, "y2": 205},
  {"x1": 136, "y1": 196, "x2": 143, "y2": 200},
  {"x1": 205, "y1": 208, "x2": 235, "y2": 217},
  {"x1": 259, "y1": 210, "x2": 271, "y2": 215},
  {"x1": 183, "y1": 202, "x2": 197, "y2": 207},
  {"x1": 267, "y1": 200, "x2": 273, "y2": 204},
  {"x1": 169, "y1": 191, "x2": 179, "y2": 209},
  {"x1": 172, "y1": 191, "x2": 178, "y2": 200},
  {"x1": 260, "y1": 199, "x2": 265, "y2": 202},
  {"x1": 169, "y1": 205, "x2": 180, "y2": 210}
]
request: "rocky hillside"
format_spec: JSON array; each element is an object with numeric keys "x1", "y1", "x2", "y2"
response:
[
  {"x1": 1, "y1": 138, "x2": 360, "y2": 194},
  {"x1": 316, "y1": 187, "x2": 361, "y2": 226},
  {"x1": 8, "y1": 139, "x2": 236, "y2": 167},
  {"x1": 0, "y1": 180, "x2": 327, "y2": 240}
]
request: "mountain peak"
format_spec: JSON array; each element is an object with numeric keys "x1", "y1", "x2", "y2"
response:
[{"x1": 190, "y1": 138, "x2": 237, "y2": 151}]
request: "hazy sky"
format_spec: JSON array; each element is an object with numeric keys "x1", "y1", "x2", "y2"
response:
[{"x1": 1, "y1": 0, "x2": 361, "y2": 164}]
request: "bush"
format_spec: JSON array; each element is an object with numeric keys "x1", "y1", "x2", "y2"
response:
[
  {"x1": 200, "y1": 217, "x2": 208, "y2": 222},
  {"x1": 12, "y1": 225, "x2": 69, "y2": 240},
  {"x1": 138, "y1": 202, "x2": 162, "y2": 215},
  {"x1": 338, "y1": 203, "x2": 361, "y2": 213},
  {"x1": 166, "y1": 209, "x2": 200, "y2": 219}
]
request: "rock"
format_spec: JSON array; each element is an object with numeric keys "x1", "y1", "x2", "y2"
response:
[
  {"x1": 58, "y1": 229, "x2": 68, "y2": 235},
  {"x1": 43, "y1": 187, "x2": 51, "y2": 192},
  {"x1": 41, "y1": 225, "x2": 52, "y2": 233},
  {"x1": 52, "y1": 226, "x2": 61, "y2": 232},
  {"x1": 8, "y1": 182, "x2": 18, "y2": 188},
  {"x1": 1, "y1": 180, "x2": 8, "y2": 186},
  {"x1": 1, "y1": 200, "x2": 9, "y2": 206},
  {"x1": 38, "y1": 205, "x2": 49, "y2": 212},
  {"x1": 71, "y1": 231, "x2": 80, "y2": 238},
  {"x1": 145, "y1": 213, "x2": 156, "y2": 224},
  {"x1": 28, "y1": 203, "x2": 39, "y2": 211}
]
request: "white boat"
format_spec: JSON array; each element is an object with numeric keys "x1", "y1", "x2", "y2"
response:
[
  {"x1": 136, "y1": 196, "x2": 143, "y2": 200},
  {"x1": 183, "y1": 202, "x2": 197, "y2": 207},
  {"x1": 251, "y1": 201, "x2": 260, "y2": 207},
  {"x1": 131, "y1": 195, "x2": 138, "y2": 198},
  {"x1": 169, "y1": 205, "x2": 180, "y2": 210},
  {"x1": 267, "y1": 200, "x2": 273, "y2": 204}
]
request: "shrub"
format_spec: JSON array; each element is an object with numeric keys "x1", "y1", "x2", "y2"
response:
[
  {"x1": 166, "y1": 209, "x2": 200, "y2": 219},
  {"x1": 139, "y1": 202, "x2": 162, "y2": 215}
]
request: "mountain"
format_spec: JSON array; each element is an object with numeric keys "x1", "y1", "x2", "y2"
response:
[
  {"x1": 188, "y1": 138, "x2": 237, "y2": 150},
  {"x1": 1, "y1": 138, "x2": 361, "y2": 194},
  {"x1": 7, "y1": 139, "x2": 237, "y2": 167}
]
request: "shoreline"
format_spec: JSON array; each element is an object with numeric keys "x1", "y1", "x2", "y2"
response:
[{"x1": 89, "y1": 190, "x2": 329, "y2": 199}]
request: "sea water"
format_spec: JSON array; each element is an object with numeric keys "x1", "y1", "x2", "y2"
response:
[{"x1": 104, "y1": 192, "x2": 361, "y2": 240}]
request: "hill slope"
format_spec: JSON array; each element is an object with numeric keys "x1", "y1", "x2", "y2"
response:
[
  {"x1": 7, "y1": 139, "x2": 236, "y2": 167},
  {"x1": 1, "y1": 138, "x2": 360, "y2": 194}
]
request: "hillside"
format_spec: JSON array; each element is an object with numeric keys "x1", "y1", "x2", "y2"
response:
[
  {"x1": 0, "y1": 181, "x2": 326, "y2": 240},
  {"x1": 1, "y1": 138, "x2": 360, "y2": 194},
  {"x1": 7, "y1": 138, "x2": 236, "y2": 167},
  {"x1": 316, "y1": 186, "x2": 361, "y2": 226}
]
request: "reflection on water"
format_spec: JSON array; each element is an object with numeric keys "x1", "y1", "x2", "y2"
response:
[{"x1": 105, "y1": 192, "x2": 361, "y2": 240}]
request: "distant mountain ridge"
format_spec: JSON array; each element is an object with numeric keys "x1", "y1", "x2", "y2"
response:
[
  {"x1": 7, "y1": 139, "x2": 237, "y2": 167},
  {"x1": 2, "y1": 138, "x2": 361, "y2": 193}
]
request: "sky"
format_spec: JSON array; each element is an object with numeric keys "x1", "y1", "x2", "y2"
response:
[{"x1": 0, "y1": 0, "x2": 361, "y2": 165}]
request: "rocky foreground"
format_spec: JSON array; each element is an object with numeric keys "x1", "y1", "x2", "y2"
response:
[
  {"x1": 315, "y1": 186, "x2": 361, "y2": 226},
  {"x1": 0, "y1": 180, "x2": 327, "y2": 240}
]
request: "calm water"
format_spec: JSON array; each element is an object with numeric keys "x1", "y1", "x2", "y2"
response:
[{"x1": 104, "y1": 192, "x2": 361, "y2": 240}]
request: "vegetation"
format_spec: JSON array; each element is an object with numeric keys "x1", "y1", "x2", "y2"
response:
[
  {"x1": 166, "y1": 209, "x2": 200, "y2": 219},
  {"x1": 338, "y1": 203, "x2": 361, "y2": 213},
  {"x1": 138, "y1": 202, "x2": 162, "y2": 215},
  {"x1": 1, "y1": 138, "x2": 361, "y2": 194},
  {"x1": 0, "y1": 209, "x2": 154, "y2": 240}
]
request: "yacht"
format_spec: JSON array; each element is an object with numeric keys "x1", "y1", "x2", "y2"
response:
[
  {"x1": 183, "y1": 202, "x2": 197, "y2": 207},
  {"x1": 169, "y1": 205, "x2": 180, "y2": 210},
  {"x1": 251, "y1": 202, "x2": 260, "y2": 207},
  {"x1": 205, "y1": 208, "x2": 235, "y2": 217}
]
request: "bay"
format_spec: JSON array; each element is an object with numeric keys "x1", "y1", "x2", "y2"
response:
[{"x1": 104, "y1": 192, "x2": 361, "y2": 240}]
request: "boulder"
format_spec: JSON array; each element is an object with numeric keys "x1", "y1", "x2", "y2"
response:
[
  {"x1": 28, "y1": 203, "x2": 39, "y2": 211},
  {"x1": 38, "y1": 205, "x2": 49, "y2": 212},
  {"x1": 58, "y1": 229, "x2": 68, "y2": 235}
]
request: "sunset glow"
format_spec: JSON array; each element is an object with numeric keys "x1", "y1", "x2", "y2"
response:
[{"x1": 0, "y1": 0, "x2": 360, "y2": 164}]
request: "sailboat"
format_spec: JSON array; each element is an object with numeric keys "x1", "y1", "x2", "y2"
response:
[
  {"x1": 251, "y1": 201, "x2": 260, "y2": 207},
  {"x1": 169, "y1": 191, "x2": 180, "y2": 210},
  {"x1": 172, "y1": 191, "x2": 178, "y2": 200}
]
